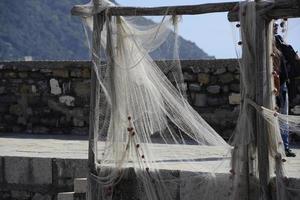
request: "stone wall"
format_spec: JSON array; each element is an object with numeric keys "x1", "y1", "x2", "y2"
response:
[{"x1": 1, "y1": 60, "x2": 300, "y2": 140}]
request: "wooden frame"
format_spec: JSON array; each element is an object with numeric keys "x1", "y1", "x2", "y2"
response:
[{"x1": 71, "y1": 1, "x2": 300, "y2": 200}]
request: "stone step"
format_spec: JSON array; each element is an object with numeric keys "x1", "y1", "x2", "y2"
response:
[{"x1": 74, "y1": 178, "x2": 88, "y2": 193}]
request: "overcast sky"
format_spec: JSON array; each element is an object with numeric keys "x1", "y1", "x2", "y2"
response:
[{"x1": 117, "y1": 0, "x2": 300, "y2": 59}]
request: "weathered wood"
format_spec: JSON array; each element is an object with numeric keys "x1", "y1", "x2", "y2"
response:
[
  {"x1": 72, "y1": 0, "x2": 300, "y2": 19},
  {"x1": 88, "y1": 11, "x2": 105, "y2": 175},
  {"x1": 228, "y1": 0, "x2": 300, "y2": 21},
  {"x1": 71, "y1": 2, "x2": 239, "y2": 17},
  {"x1": 255, "y1": 17, "x2": 271, "y2": 200}
]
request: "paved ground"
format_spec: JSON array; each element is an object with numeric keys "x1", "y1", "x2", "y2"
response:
[{"x1": 0, "y1": 134, "x2": 300, "y2": 177}]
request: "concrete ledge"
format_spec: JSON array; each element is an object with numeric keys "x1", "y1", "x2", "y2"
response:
[{"x1": 57, "y1": 192, "x2": 74, "y2": 200}]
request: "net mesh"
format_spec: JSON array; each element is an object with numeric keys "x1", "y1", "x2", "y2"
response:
[{"x1": 76, "y1": 0, "x2": 300, "y2": 199}]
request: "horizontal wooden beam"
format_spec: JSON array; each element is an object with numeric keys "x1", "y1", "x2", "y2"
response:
[
  {"x1": 228, "y1": 0, "x2": 300, "y2": 21},
  {"x1": 71, "y1": 2, "x2": 239, "y2": 17}
]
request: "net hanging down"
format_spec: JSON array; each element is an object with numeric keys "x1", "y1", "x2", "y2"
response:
[{"x1": 78, "y1": 1, "x2": 300, "y2": 200}]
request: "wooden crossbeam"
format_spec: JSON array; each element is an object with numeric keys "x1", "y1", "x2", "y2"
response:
[
  {"x1": 72, "y1": 0, "x2": 300, "y2": 20},
  {"x1": 71, "y1": 2, "x2": 239, "y2": 17},
  {"x1": 228, "y1": 0, "x2": 300, "y2": 21}
]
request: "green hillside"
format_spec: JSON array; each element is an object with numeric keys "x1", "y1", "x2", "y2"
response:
[{"x1": 0, "y1": 0, "x2": 213, "y2": 61}]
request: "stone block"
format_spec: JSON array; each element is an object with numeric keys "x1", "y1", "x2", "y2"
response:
[
  {"x1": 53, "y1": 69, "x2": 69, "y2": 78},
  {"x1": 50, "y1": 78, "x2": 62, "y2": 95},
  {"x1": 40, "y1": 118, "x2": 58, "y2": 127},
  {"x1": 12, "y1": 125, "x2": 24, "y2": 132},
  {"x1": 27, "y1": 79, "x2": 35, "y2": 84},
  {"x1": 207, "y1": 85, "x2": 221, "y2": 94},
  {"x1": 70, "y1": 108, "x2": 85, "y2": 119},
  {"x1": 5, "y1": 72, "x2": 17, "y2": 78},
  {"x1": 73, "y1": 118, "x2": 85, "y2": 127},
  {"x1": 9, "y1": 104, "x2": 23, "y2": 116},
  {"x1": 11, "y1": 79, "x2": 23, "y2": 84},
  {"x1": 194, "y1": 94, "x2": 207, "y2": 107},
  {"x1": 37, "y1": 80, "x2": 49, "y2": 92},
  {"x1": 74, "y1": 178, "x2": 87, "y2": 193},
  {"x1": 0, "y1": 86, "x2": 5, "y2": 94},
  {"x1": 229, "y1": 83, "x2": 240, "y2": 92},
  {"x1": 4, "y1": 114, "x2": 17, "y2": 123},
  {"x1": 5, "y1": 157, "x2": 52, "y2": 185},
  {"x1": 213, "y1": 67, "x2": 226, "y2": 75},
  {"x1": 28, "y1": 96, "x2": 41, "y2": 105},
  {"x1": 73, "y1": 81, "x2": 90, "y2": 97},
  {"x1": 209, "y1": 76, "x2": 218, "y2": 84},
  {"x1": 31, "y1": 72, "x2": 45, "y2": 79},
  {"x1": 32, "y1": 126, "x2": 49, "y2": 134},
  {"x1": 197, "y1": 74, "x2": 210, "y2": 85},
  {"x1": 291, "y1": 105, "x2": 300, "y2": 114},
  {"x1": 0, "y1": 95, "x2": 17, "y2": 104},
  {"x1": 81, "y1": 68, "x2": 91, "y2": 78},
  {"x1": 17, "y1": 116, "x2": 27, "y2": 125},
  {"x1": 188, "y1": 83, "x2": 202, "y2": 92},
  {"x1": 222, "y1": 85, "x2": 229, "y2": 93},
  {"x1": 207, "y1": 96, "x2": 228, "y2": 106},
  {"x1": 20, "y1": 84, "x2": 31, "y2": 94},
  {"x1": 292, "y1": 95, "x2": 300, "y2": 105},
  {"x1": 227, "y1": 65, "x2": 237, "y2": 72},
  {"x1": 229, "y1": 93, "x2": 241, "y2": 105},
  {"x1": 59, "y1": 95, "x2": 75, "y2": 107},
  {"x1": 234, "y1": 74, "x2": 240, "y2": 80},
  {"x1": 19, "y1": 72, "x2": 28, "y2": 78},
  {"x1": 183, "y1": 72, "x2": 196, "y2": 81},
  {"x1": 190, "y1": 66, "x2": 202, "y2": 73},
  {"x1": 40, "y1": 69, "x2": 52, "y2": 73},
  {"x1": 219, "y1": 73, "x2": 234, "y2": 84},
  {"x1": 70, "y1": 69, "x2": 82, "y2": 78},
  {"x1": 31, "y1": 85, "x2": 37, "y2": 93}
]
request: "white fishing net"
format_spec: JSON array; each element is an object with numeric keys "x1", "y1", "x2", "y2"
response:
[
  {"x1": 231, "y1": 1, "x2": 300, "y2": 200},
  {"x1": 75, "y1": 0, "x2": 300, "y2": 199}
]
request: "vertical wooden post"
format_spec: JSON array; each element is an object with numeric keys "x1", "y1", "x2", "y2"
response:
[
  {"x1": 255, "y1": 16, "x2": 272, "y2": 200},
  {"x1": 88, "y1": 12, "x2": 105, "y2": 175},
  {"x1": 87, "y1": 1, "x2": 105, "y2": 199}
]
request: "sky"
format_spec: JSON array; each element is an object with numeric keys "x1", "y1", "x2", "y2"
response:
[{"x1": 117, "y1": 0, "x2": 300, "y2": 59}]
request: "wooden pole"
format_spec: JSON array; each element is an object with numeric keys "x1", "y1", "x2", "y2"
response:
[
  {"x1": 71, "y1": 0, "x2": 300, "y2": 18},
  {"x1": 87, "y1": 4, "x2": 105, "y2": 199},
  {"x1": 255, "y1": 16, "x2": 272, "y2": 200},
  {"x1": 71, "y1": 2, "x2": 238, "y2": 17}
]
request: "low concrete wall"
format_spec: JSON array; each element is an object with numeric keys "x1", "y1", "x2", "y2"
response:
[
  {"x1": 0, "y1": 156, "x2": 87, "y2": 199},
  {"x1": 1, "y1": 60, "x2": 300, "y2": 139},
  {"x1": 1, "y1": 156, "x2": 300, "y2": 200}
]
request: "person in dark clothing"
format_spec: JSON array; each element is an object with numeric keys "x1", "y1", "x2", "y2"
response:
[{"x1": 273, "y1": 21, "x2": 299, "y2": 157}]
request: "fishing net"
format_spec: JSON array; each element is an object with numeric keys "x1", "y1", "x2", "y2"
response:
[{"x1": 75, "y1": 0, "x2": 300, "y2": 199}]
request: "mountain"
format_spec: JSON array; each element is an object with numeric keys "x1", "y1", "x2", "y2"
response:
[{"x1": 0, "y1": 0, "x2": 214, "y2": 61}]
